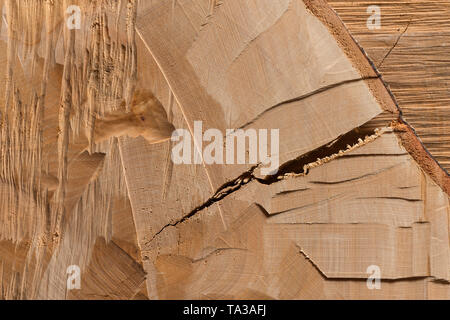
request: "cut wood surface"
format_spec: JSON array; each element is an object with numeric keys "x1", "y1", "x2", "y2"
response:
[{"x1": 0, "y1": 0, "x2": 449, "y2": 300}]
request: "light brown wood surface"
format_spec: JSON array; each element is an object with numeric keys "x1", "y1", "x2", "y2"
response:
[{"x1": 0, "y1": 0, "x2": 448, "y2": 300}]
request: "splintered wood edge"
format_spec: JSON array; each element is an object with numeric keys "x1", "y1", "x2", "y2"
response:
[{"x1": 303, "y1": 0, "x2": 450, "y2": 196}]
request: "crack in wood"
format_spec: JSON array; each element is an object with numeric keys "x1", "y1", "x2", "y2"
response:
[
  {"x1": 377, "y1": 21, "x2": 411, "y2": 69},
  {"x1": 145, "y1": 122, "x2": 387, "y2": 245},
  {"x1": 234, "y1": 76, "x2": 381, "y2": 132}
]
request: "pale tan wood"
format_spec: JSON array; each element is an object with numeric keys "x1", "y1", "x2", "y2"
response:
[
  {"x1": 148, "y1": 132, "x2": 449, "y2": 298},
  {"x1": 0, "y1": 0, "x2": 449, "y2": 300}
]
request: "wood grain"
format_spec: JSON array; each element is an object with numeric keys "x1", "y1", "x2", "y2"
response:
[
  {"x1": 327, "y1": 0, "x2": 450, "y2": 171},
  {"x1": 0, "y1": 0, "x2": 449, "y2": 300}
]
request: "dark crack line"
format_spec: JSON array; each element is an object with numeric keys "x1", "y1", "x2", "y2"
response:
[
  {"x1": 145, "y1": 122, "x2": 383, "y2": 245},
  {"x1": 192, "y1": 247, "x2": 247, "y2": 263},
  {"x1": 145, "y1": 165, "x2": 259, "y2": 245},
  {"x1": 308, "y1": 163, "x2": 402, "y2": 185},
  {"x1": 231, "y1": 76, "x2": 380, "y2": 133},
  {"x1": 377, "y1": 21, "x2": 411, "y2": 69},
  {"x1": 356, "y1": 196, "x2": 422, "y2": 202},
  {"x1": 271, "y1": 193, "x2": 345, "y2": 216}
]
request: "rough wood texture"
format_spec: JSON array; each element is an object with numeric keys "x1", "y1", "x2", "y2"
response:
[
  {"x1": 327, "y1": 0, "x2": 450, "y2": 171},
  {"x1": 0, "y1": 0, "x2": 449, "y2": 300}
]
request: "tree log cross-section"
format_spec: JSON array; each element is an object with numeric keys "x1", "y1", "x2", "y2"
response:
[{"x1": 0, "y1": 0, "x2": 448, "y2": 300}]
